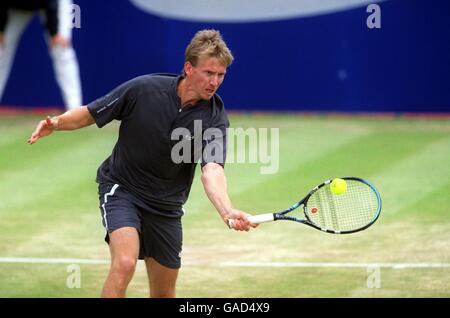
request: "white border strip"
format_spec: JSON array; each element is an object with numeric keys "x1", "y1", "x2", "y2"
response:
[
  {"x1": 130, "y1": 0, "x2": 385, "y2": 22},
  {"x1": 1, "y1": 258, "x2": 450, "y2": 269}
]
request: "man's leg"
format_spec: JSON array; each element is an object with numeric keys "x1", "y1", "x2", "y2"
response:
[
  {"x1": 101, "y1": 227, "x2": 139, "y2": 298},
  {"x1": 144, "y1": 257, "x2": 179, "y2": 298}
]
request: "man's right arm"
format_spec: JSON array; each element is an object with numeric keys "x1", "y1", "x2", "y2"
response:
[
  {"x1": 28, "y1": 76, "x2": 140, "y2": 144},
  {"x1": 28, "y1": 106, "x2": 95, "y2": 144}
]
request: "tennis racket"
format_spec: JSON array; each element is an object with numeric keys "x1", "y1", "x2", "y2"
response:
[{"x1": 228, "y1": 177, "x2": 381, "y2": 234}]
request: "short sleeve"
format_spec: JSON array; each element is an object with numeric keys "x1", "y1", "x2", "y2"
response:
[
  {"x1": 201, "y1": 112, "x2": 230, "y2": 168},
  {"x1": 87, "y1": 78, "x2": 138, "y2": 128}
]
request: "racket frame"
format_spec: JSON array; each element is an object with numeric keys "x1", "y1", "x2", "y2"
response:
[{"x1": 237, "y1": 177, "x2": 382, "y2": 234}]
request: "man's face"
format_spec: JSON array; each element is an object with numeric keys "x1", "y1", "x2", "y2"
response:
[{"x1": 185, "y1": 56, "x2": 227, "y2": 100}]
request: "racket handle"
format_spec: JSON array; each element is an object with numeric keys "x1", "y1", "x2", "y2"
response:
[{"x1": 228, "y1": 213, "x2": 275, "y2": 229}]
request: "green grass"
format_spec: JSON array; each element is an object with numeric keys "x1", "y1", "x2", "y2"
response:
[{"x1": 0, "y1": 114, "x2": 449, "y2": 297}]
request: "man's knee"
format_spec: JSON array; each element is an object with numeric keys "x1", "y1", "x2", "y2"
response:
[{"x1": 112, "y1": 256, "x2": 137, "y2": 277}]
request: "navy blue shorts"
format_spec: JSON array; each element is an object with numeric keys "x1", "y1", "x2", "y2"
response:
[{"x1": 98, "y1": 183, "x2": 183, "y2": 269}]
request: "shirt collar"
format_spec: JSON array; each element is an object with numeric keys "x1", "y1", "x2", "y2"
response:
[{"x1": 172, "y1": 74, "x2": 212, "y2": 109}]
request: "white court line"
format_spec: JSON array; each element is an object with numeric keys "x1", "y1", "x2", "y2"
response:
[
  {"x1": 0, "y1": 257, "x2": 109, "y2": 265},
  {"x1": 219, "y1": 261, "x2": 450, "y2": 269},
  {"x1": 1, "y1": 257, "x2": 450, "y2": 269}
]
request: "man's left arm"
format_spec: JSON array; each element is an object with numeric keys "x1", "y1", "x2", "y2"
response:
[{"x1": 201, "y1": 163, "x2": 256, "y2": 231}]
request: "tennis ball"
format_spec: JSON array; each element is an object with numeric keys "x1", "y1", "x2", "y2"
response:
[{"x1": 330, "y1": 178, "x2": 347, "y2": 195}]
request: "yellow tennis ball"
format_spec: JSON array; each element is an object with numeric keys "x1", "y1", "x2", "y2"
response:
[{"x1": 330, "y1": 178, "x2": 347, "y2": 195}]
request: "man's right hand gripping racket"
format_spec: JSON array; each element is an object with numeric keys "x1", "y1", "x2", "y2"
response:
[{"x1": 228, "y1": 177, "x2": 381, "y2": 234}]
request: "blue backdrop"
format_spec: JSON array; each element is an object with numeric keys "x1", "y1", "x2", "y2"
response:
[{"x1": 1, "y1": 0, "x2": 449, "y2": 112}]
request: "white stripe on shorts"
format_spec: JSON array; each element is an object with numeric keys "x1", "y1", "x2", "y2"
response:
[{"x1": 101, "y1": 184, "x2": 119, "y2": 231}]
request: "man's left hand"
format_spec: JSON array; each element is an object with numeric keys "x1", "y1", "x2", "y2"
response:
[{"x1": 225, "y1": 209, "x2": 258, "y2": 232}]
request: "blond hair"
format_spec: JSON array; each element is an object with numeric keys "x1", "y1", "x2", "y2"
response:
[{"x1": 185, "y1": 29, "x2": 234, "y2": 69}]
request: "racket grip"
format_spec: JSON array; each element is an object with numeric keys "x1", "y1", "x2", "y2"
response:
[{"x1": 228, "y1": 213, "x2": 275, "y2": 229}]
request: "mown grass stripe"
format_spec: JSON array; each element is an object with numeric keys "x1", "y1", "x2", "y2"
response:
[
  {"x1": 371, "y1": 137, "x2": 450, "y2": 218},
  {"x1": 229, "y1": 131, "x2": 443, "y2": 215}
]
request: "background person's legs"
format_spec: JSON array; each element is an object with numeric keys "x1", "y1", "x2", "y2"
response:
[
  {"x1": 0, "y1": 10, "x2": 32, "y2": 102},
  {"x1": 46, "y1": 0, "x2": 82, "y2": 110}
]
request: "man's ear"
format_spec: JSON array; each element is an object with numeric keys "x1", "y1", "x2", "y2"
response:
[{"x1": 184, "y1": 62, "x2": 193, "y2": 76}]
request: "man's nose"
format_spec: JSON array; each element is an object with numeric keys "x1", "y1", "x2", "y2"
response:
[{"x1": 210, "y1": 75, "x2": 219, "y2": 87}]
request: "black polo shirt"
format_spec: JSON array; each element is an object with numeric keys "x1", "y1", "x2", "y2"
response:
[{"x1": 87, "y1": 73, "x2": 229, "y2": 214}]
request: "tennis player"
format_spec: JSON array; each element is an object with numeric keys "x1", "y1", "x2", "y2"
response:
[{"x1": 28, "y1": 29, "x2": 256, "y2": 298}]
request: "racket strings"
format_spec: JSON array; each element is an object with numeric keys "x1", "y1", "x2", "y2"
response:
[
  {"x1": 306, "y1": 180, "x2": 379, "y2": 232},
  {"x1": 328, "y1": 195, "x2": 340, "y2": 230}
]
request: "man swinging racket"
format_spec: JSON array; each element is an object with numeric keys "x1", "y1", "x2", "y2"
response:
[{"x1": 28, "y1": 29, "x2": 256, "y2": 298}]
